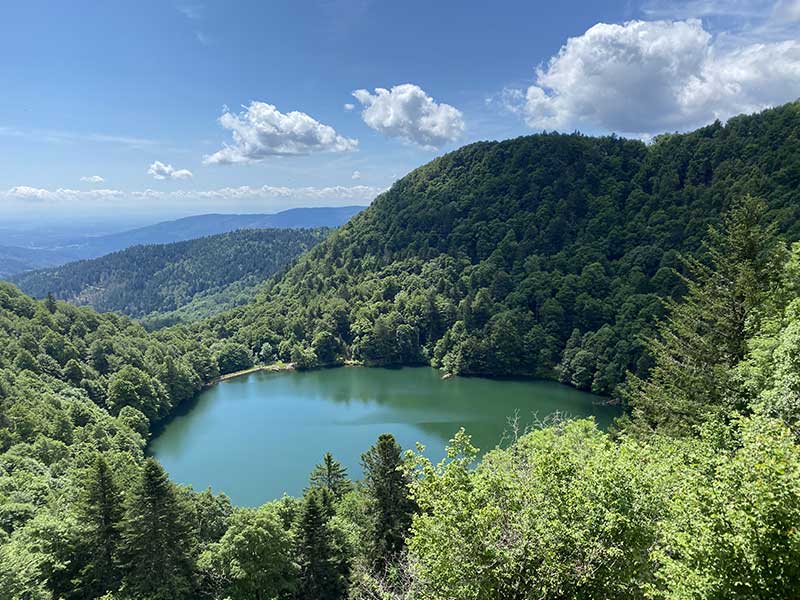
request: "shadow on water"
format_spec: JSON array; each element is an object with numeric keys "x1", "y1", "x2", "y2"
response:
[{"x1": 148, "y1": 385, "x2": 209, "y2": 441}]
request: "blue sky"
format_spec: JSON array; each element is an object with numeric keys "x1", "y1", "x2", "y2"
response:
[{"x1": 1, "y1": 0, "x2": 799, "y2": 228}]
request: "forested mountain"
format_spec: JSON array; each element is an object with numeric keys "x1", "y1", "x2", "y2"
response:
[
  {"x1": 11, "y1": 228, "x2": 329, "y2": 323},
  {"x1": 0, "y1": 246, "x2": 68, "y2": 278},
  {"x1": 78, "y1": 206, "x2": 363, "y2": 252},
  {"x1": 203, "y1": 102, "x2": 800, "y2": 395},
  {"x1": 0, "y1": 206, "x2": 365, "y2": 276}
]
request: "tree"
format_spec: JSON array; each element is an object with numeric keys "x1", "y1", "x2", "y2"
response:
[
  {"x1": 62, "y1": 358, "x2": 83, "y2": 385},
  {"x1": 653, "y1": 417, "x2": 800, "y2": 599},
  {"x1": 626, "y1": 197, "x2": 787, "y2": 436},
  {"x1": 214, "y1": 342, "x2": 253, "y2": 375},
  {"x1": 13, "y1": 348, "x2": 37, "y2": 372},
  {"x1": 106, "y1": 366, "x2": 165, "y2": 422},
  {"x1": 406, "y1": 422, "x2": 675, "y2": 600},
  {"x1": 308, "y1": 452, "x2": 353, "y2": 501},
  {"x1": 361, "y1": 434, "x2": 416, "y2": 566},
  {"x1": 45, "y1": 292, "x2": 57, "y2": 314},
  {"x1": 311, "y1": 331, "x2": 340, "y2": 364},
  {"x1": 118, "y1": 458, "x2": 195, "y2": 599},
  {"x1": 74, "y1": 456, "x2": 123, "y2": 598},
  {"x1": 198, "y1": 504, "x2": 296, "y2": 600},
  {"x1": 295, "y1": 489, "x2": 349, "y2": 600}
]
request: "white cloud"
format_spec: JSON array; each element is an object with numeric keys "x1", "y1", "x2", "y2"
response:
[
  {"x1": 80, "y1": 175, "x2": 105, "y2": 184},
  {"x1": 352, "y1": 84, "x2": 465, "y2": 149},
  {"x1": 5, "y1": 186, "x2": 125, "y2": 202},
  {"x1": 351, "y1": 170, "x2": 362, "y2": 180},
  {"x1": 147, "y1": 161, "x2": 193, "y2": 180},
  {"x1": 503, "y1": 18, "x2": 800, "y2": 137},
  {"x1": 344, "y1": 103, "x2": 355, "y2": 111},
  {"x1": 204, "y1": 102, "x2": 358, "y2": 164},
  {"x1": 177, "y1": 4, "x2": 203, "y2": 20},
  {"x1": 3, "y1": 184, "x2": 383, "y2": 205}
]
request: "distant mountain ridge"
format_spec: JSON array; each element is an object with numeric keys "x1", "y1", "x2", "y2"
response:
[
  {"x1": 0, "y1": 205, "x2": 366, "y2": 277},
  {"x1": 12, "y1": 228, "x2": 330, "y2": 323}
]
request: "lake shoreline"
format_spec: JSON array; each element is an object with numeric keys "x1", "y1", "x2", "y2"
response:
[
  {"x1": 207, "y1": 359, "x2": 367, "y2": 386},
  {"x1": 208, "y1": 362, "x2": 617, "y2": 405}
]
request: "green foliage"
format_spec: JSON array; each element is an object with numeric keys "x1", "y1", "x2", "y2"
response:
[
  {"x1": 407, "y1": 417, "x2": 800, "y2": 600},
  {"x1": 625, "y1": 196, "x2": 788, "y2": 436},
  {"x1": 651, "y1": 417, "x2": 800, "y2": 600},
  {"x1": 361, "y1": 434, "x2": 416, "y2": 566},
  {"x1": 74, "y1": 456, "x2": 124, "y2": 598},
  {"x1": 107, "y1": 365, "x2": 167, "y2": 421},
  {"x1": 198, "y1": 503, "x2": 296, "y2": 600},
  {"x1": 117, "y1": 458, "x2": 196, "y2": 599},
  {"x1": 294, "y1": 488, "x2": 350, "y2": 600},
  {"x1": 308, "y1": 452, "x2": 353, "y2": 501},
  {"x1": 213, "y1": 341, "x2": 253, "y2": 374}
]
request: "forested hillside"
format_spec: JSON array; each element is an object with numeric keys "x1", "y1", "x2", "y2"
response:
[
  {"x1": 204, "y1": 102, "x2": 800, "y2": 395},
  {"x1": 12, "y1": 229, "x2": 328, "y2": 323},
  {"x1": 0, "y1": 206, "x2": 364, "y2": 276}
]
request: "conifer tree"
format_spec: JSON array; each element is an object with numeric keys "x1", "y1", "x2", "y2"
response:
[
  {"x1": 45, "y1": 292, "x2": 57, "y2": 314},
  {"x1": 295, "y1": 489, "x2": 349, "y2": 600},
  {"x1": 625, "y1": 196, "x2": 787, "y2": 436},
  {"x1": 118, "y1": 458, "x2": 195, "y2": 599},
  {"x1": 361, "y1": 433, "x2": 416, "y2": 566},
  {"x1": 308, "y1": 452, "x2": 353, "y2": 501},
  {"x1": 75, "y1": 456, "x2": 124, "y2": 598}
]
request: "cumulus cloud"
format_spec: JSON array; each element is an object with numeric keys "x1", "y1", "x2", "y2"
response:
[
  {"x1": 80, "y1": 175, "x2": 105, "y2": 183},
  {"x1": 503, "y1": 19, "x2": 800, "y2": 137},
  {"x1": 351, "y1": 170, "x2": 362, "y2": 180},
  {"x1": 147, "y1": 161, "x2": 193, "y2": 180},
  {"x1": 352, "y1": 84, "x2": 465, "y2": 149},
  {"x1": 344, "y1": 103, "x2": 355, "y2": 111},
  {"x1": 204, "y1": 102, "x2": 358, "y2": 164}
]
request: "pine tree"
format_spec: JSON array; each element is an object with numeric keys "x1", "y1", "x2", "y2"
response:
[
  {"x1": 625, "y1": 196, "x2": 787, "y2": 436},
  {"x1": 74, "y1": 456, "x2": 124, "y2": 597},
  {"x1": 361, "y1": 433, "x2": 416, "y2": 566},
  {"x1": 295, "y1": 489, "x2": 349, "y2": 600},
  {"x1": 45, "y1": 292, "x2": 57, "y2": 314},
  {"x1": 118, "y1": 458, "x2": 196, "y2": 599},
  {"x1": 308, "y1": 452, "x2": 353, "y2": 501}
]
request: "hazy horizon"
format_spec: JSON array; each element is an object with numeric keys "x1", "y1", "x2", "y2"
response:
[{"x1": 3, "y1": 0, "x2": 798, "y2": 226}]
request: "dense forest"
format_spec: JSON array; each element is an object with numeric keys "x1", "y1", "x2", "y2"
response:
[
  {"x1": 201, "y1": 103, "x2": 800, "y2": 395},
  {"x1": 2, "y1": 104, "x2": 800, "y2": 599},
  {"x1": 11, "y1": 229, "x2": 328, "y2": 323}
]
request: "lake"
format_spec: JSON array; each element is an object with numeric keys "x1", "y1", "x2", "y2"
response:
[{"x1": 149, "y1": 366, "x2": 619, "y2": 506}]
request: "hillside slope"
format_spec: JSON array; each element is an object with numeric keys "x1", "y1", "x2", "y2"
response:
[
  {"x1": 203, "y1": 103, "x2": 800, "y2": 394},
  {"x1": 12, "y1": 228, "x2": 328, "y2": 321},
  {"x1": 0, "y1": 205, "x2": 365, "y2": 276}
]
